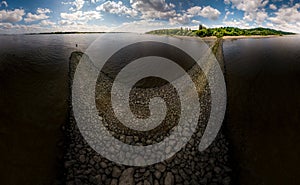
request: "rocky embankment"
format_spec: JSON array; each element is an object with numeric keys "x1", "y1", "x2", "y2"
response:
[{"x1": 64, "y1": 38, "x2": 231, "y2": 185}]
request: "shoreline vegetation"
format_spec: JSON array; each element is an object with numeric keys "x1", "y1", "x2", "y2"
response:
[{"x1": 146, "y1": 25, "x2": 295, "y2": 38}]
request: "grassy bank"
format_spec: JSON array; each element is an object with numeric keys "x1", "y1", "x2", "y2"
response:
[{"x1": 147, "y1": 27, "x2": 295, "y2": 38}]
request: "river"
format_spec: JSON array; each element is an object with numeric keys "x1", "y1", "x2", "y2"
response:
[
  {"x1": 223, "y1": 35, "x2": 300, "y2": 185},
  {"x1": 0, "y1": 34, "x2": 97, "y2": 185}
]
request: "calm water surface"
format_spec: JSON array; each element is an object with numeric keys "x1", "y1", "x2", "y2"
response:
[
  {"x1": 0, "y1": 34, "x2": 98, "y2": 184},
  {"x1": 223, "y1": 35, "x2": 300, "y2": 185}
]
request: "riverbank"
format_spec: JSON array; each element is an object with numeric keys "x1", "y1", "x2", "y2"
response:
[{"x1": 223, "y1": 35, "x2": 282, "y2": 40}]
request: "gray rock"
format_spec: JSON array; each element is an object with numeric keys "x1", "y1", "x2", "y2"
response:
[
  {"x1": 164, "y1": 172, "x2": 174, "y2": 185},
  {"x1": 89, "y1": 159, "x2": 95, "y2": 165},
  {"x1": 66, "y1": 53, "x2": 232, "y2": 185},
  {"x1": 65, "y1": 160, "x2": 76, "y2": 168},
  {"x1": 100, "y1": 162, "x2": 108, "y2": 168},
  {"x1": 79, "y1": 155, "x2": 85, "y2": 163},
  {"x1": 111, "y1": 179, "x2": 118, "y2": 185},
  {"x1": 144, "y1": 180, "x2": 151, "y2": 185},
  {"x1": 214, "y1": 167, "x2": 222, "y2": 174},
  {"x1": 222, "y1": 177, "x2": 231, "y2": 185},
  {"x1": 94, "y1": 175, "x2": 102, "y2": 184},
  {"x1": 112, "y1": 166, "x2": 122, "y2": 178},
  {"x1": 174, "y1": 175, "x2": 182, "y2": 183},
  {"x1": 119, "y1": 168, "x2": 135, "y2": 185},
  {"x1": 165, "y1": 146, "x2": 172, "y2": 154},
  {"x1": 155, "y1": 164, "x2": 166, "y2": 173},
  {"x1": 74, "y1": 179, "x2": 83, "y2": 185},
  {"x1": 154, "y1": 171, "x2": 161, "y2": 179}
]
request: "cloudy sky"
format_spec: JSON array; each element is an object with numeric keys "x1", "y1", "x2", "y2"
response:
[{"x1": 0, "y1": 0, "x2": 299, "y2": 33}]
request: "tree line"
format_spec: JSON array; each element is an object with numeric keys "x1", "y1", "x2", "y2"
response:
[{"x1": 147, "y1": 25, "x2": 295, "y2": 38}]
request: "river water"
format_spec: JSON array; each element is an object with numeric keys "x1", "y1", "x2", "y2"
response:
[
  {"x1": 0, "y1": 34, "x2": 97, "y2": 185},
  {"x1": 223, "y1": 35, "x2": 300, "y2": 185},
  {"x1": 0, "y1": 34, "x2": 300, "y2": 184}
]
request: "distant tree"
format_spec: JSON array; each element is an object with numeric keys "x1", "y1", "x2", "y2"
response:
[
  {"x1": 195, "y1": 29, "x2": 208, "y2": 37},
  {"x1": 199, "y1": 24, "x2": 203, "y2": 30}
]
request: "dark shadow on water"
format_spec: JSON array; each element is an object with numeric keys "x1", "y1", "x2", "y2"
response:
[
  {"x1": 223, "y1": 36, "x2": 300, "y2": 185},
  {"x1": 0, "y1": 49, "x2": 69, "y2": 185}
]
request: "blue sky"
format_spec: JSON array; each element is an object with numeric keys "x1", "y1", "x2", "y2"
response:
[{"x1": 0, "y1": 0, "x2": 299, "y2": 33}]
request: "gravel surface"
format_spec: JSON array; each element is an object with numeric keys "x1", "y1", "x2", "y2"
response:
[{"x1": 64, "y1": 39, "x2": 232, "y2": 185}]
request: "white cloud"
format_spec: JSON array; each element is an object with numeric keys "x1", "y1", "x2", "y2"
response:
[
  {"x1": 62, "y1": 0, "x2": 85, "y2": 11},
  {"x1": 90, "y1": 0, "x2": 101, "y2": 3},
  {"x1": 69, "y1": 0, "x2": 85, "y2": 11},
  {"x1": 37, "y1": 8, "x2": 52, "y2": 14},
  {"x1": 225, "y1": 0, "x2": 269, "y2": 24},
  {"x1": 59, "y1": 19, "x2": 75, "y2": 26},
  {"x1": 165, "y1": 5, "x2": 221, "y2": 26},
  {"x1": 268, "y1": 3, "x2": 300, "y2": 32},
  {"x1": 222, "y1": 19, "x2": 251, "y2": 28},
  {"x1": 186, "y1": 6, "x2": 202, "y2": 16},
  {"x1": 82, "y1": 0, "x2": 102, "y2": 3},
  {"x1": 24, "y1": 13, "x2": 49, "y2": 23},
  {"x1": 24, "y1": 8, "x2": 52, "y2": 23},
  {"x1": 1, "y1": 1, "x2": 8, "y2": 7},
  {"x1": 117, "y1": 19, "x2": 166, "y2": 32},
  {"x1": 266, "y1": 21, "x2": 300, "y2": 33},
  {"x1": 224, "y1": 0, "x2": 230, "y2": 4},
  {"x1": 268, "y1": 3, "x2": 300, "y2": 24},
  {"x1": 225, "y1": 0, "x2": 269, "y2": 12},
  {"x1": 191, "y1": 20, "x2": 200, "y2": 24},
  {"x1": 186, "y1": 6, "x2": 221, "y2": 20},
  {"x1": 130, "y1": 0, "x2": 176, "y2": 19},
  {"x1": 0, "y1": 22, "x2": 12, "y2": 29},
  {"x1": 224, "y1": 11, "x2": 234, "y2": 20},
  {"x1": 169, "y1": 14, "x2": 190, "y2": 25},
  {"x1": 96, "y1": 1, "x2": 138, "y2": 17},
  {"x1": 0, "y1": 22, "x2": 39, "y2": 32},
  {"x1": 40, "y1": 20, "x2": 56, "y2": 26},
  {"x1": 141, "y1": 9, "x2": 177, "y2": 19},
  {"x1": 269, "y1": 4, "x2": 277, "y2": 10},
  {"x1": 198, "y1": 6, "x2": 221, "y2": 20},
  {"x1": 130, "y1": 0, "x2": 175, "y2": 12},
  {"x1": 0, "y1": 9, "x2": 25, "y2": 23},
  {"x1": 60, "y1": 10, "x2": 102, "y2": 23},
  {"x1": 243, "y1": 10, "x2": 268, "y2": 24}
]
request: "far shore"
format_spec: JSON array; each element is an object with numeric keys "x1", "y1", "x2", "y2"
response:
[
  {"x1": 156, "y1": 34, "x2": 291, "y2": 40},
  {"x1": 222, "y1": 35, "x2": 283, "y2": 40}
]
